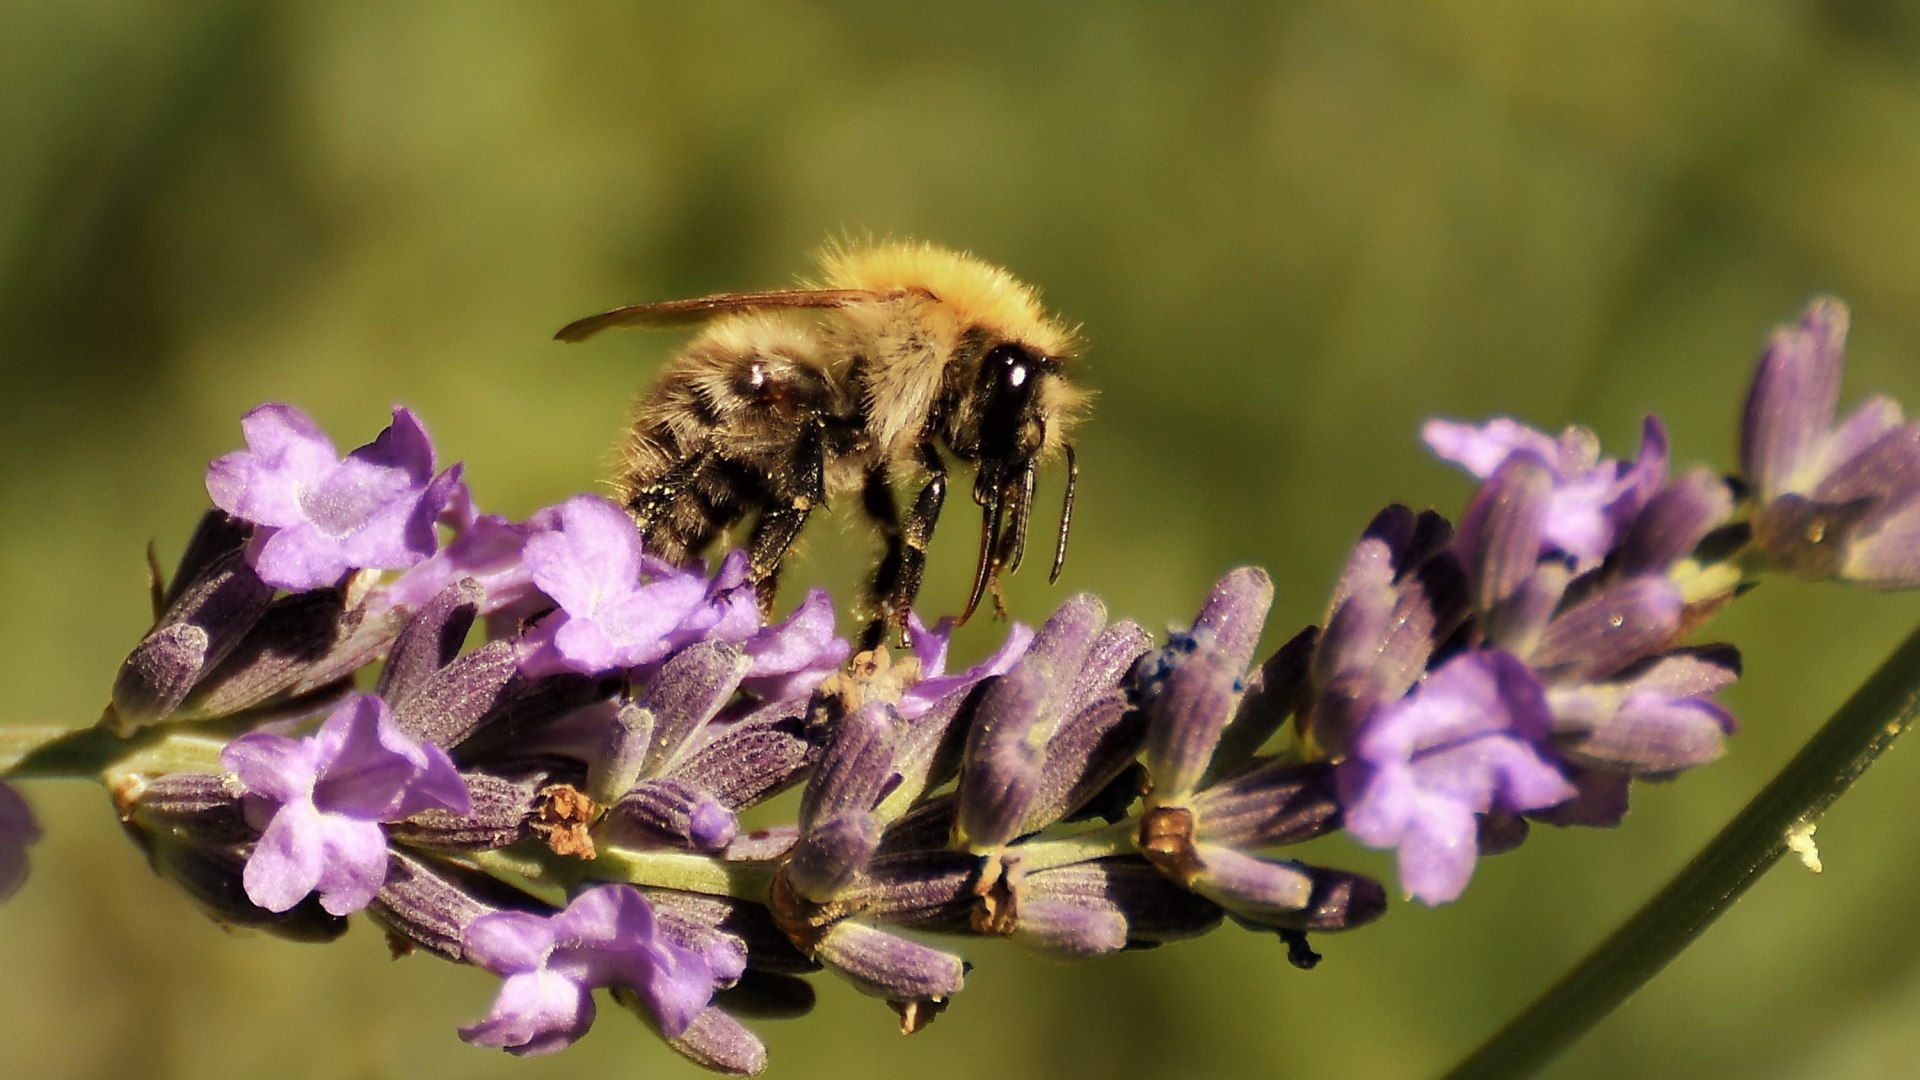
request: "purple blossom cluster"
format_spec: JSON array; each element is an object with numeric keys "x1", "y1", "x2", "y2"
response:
[
  {"x1": 106, "y1": 405, "x2": 860, "y2": 1065},
  {"x1": 2, "y1": 296, "x2": 1907, "y2": 1074}
]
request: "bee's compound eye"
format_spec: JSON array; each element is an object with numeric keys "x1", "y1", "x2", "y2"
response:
[
  {"x1": 984, "y1": 344, "x2": 1035, "y2": 393},
  {"x1": 979, "y1": 344, "x2": 1041, "y2": 459}
]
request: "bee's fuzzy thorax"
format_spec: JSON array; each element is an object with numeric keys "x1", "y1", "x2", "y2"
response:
[{"x1": 814, "y1": 239, "x2": 1079, "y2": 360}]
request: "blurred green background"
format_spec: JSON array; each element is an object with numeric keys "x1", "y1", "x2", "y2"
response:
[{"x1": 8, "y1": 2, "x2": 1920, "y2": 1077}]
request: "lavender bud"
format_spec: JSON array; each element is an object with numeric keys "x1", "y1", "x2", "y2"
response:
[
  {"x1": 159, "y1": 510, "x2": 252, "y2": 610},
  {"x1": 606, "y1": 777, "x2": 739, "y2": 852},
  {"x1": 1740, "y1": 298, "x2": 1847, "y2": 503},
  {"x1": 952, "y1": 599, "x2": 1112, "y2": 852},
  {"x1": 587, "y1": 697, "x2": 653, "y2": 805},
  {"x1": 1483, "y1": 562, "x2": 1570, "y2": 659},
  {"x1": 1187, "y1": 759, "x2": 1342, "y2": 848},
  {"x1": 1065, "y1": 620, "x2": 1152, "y2": 716},
  {"x1": 784, "y1": 811, "x2": 885, "y2": 902},
  {"x1": 619, "y1": 998, "x2": 768, "y2": 1077},
  {"x1": 1314, "y1": 577, "x2": 1393, "y2": 691},
  {"x1": 108, "y1": 549, "x2": 275, "y2": 733},
  {"x1": 1016, "y1": 857, "x2": 1226, "y2": 953},
  {"x1": 1009, "y1": 900, "x2": 1128, "y2": 959},
  {"x1": 1211, "y1": 624, "x2": 1315, "y2": 777},
  {"x1": 1549, "y1": 684, "x2": 1734, "y2": 773},
  {"x1": 120, "y1": 772, "x2": 250, "y2": 844},
  {"x1": 954, "y1": 709, "x2": 1045, "y2": 853},
  {"x1": 1182, "y1": 844, "x2": 1315, "y2": 919},
  {"x1": 1285, "y1": 866, "x2": 1388, "y2": 933},
  {"x1": 1025, "y1": 859, "x2": 1223, "y2": 945},
  {"x1": 367, "y1": 848, "x2": 551, "y2": 961},
  {"x1": 1531, "y1": 577, "x2": 1683, "y2": 682},
  {"x1": 1191, "y1": 568, "x2": 1275, "y2": 674},
  {"x1": 1140, "y1": 636, "x2": 1246, "y2": 805},
  {"x1": 109, "y1": 626, "x2": 207, "y2": 735},
  {"x1": 1381, "y1": 557, "x2": 1466, "y2": 693},
  {"x1": 451, "y1": 672, "x2": 614, "y2": 766},
  {"x1": 1456, "y1": 454, "x2": 1552, "y2": 617},
  {"x1": 643, "y1": 888, "x2": 819, "y2": 975},
  {"x1": 176, "y1": 589, "x2": 401, "y2": 721},
  {"x1": 1752, "y1": 493, "x2": 1877, "y2": 579},
  {"x1": 675, "y1": 699, "x2": 815, "y2": 812},
  {"x1": 376, "y1": 578, "x2": 483, "y2": 703},
  {"x1": 799, "y1": 702, "x2": 902, "y2": 832},
  {"x1": 1020, "y1": 691, "x2": 1145, "y2": 833},
  {"x1": 1617, "y1": 468, "x2": 1736, "y2": 576},
  {"x1": 845, "y1": 849, "x2": 978, "y2": 926},
  {"x1": 639, "y1": 642, "x2": 750, "y2": 775},
  {"x1": 387, "y1": 770, "x2": 541, "y2": 850},
  {"x1": 812, "y1": 920, "x2": 967, "y2": 1022},
  {"x1": 872, "y1": 795, "x2": 957, "y2": 856},
  {"x1": 1328, "y1": 514, "x2": 1400, "y2": 611},
  {"x1": 653, "y1": 905, "x2": 750, "y2": 987},
  {"x1": 389, "y1": 641, "x2": 518, "y2": 750},
  {"x1": 874, "y1": 684, "x2": 974, "y2": 819}
]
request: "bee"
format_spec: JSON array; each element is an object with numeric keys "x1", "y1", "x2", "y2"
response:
[{"x1": 555, "y1": 240, "x2": 1088, "y2": 648}]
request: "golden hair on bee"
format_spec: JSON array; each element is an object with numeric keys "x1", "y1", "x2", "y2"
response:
[{"x1": 556, "y1": 239, "x2": 1089, "y2": 647}]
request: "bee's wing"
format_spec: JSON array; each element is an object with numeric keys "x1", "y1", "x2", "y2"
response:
[{"x1": 554, "y1": 288, "x2": 895, "y2": 343}]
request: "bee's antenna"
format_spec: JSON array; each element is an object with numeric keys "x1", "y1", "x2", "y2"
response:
[{"x1": 1050, "y1": 444, "x2": 1077, "y2": 584}]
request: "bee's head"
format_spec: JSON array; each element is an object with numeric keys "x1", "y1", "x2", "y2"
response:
[{"x1": 956, "y1": 339, "x2": 1086, "y2": 624}]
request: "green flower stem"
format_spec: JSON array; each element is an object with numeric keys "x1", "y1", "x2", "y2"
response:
[
  {"x1": 0, "y1": 725, "x2": 102, "y2": 776},
  {"x1": 466, "y1": 845, "x2": 781, "y2": 903},
  {"x1": 2, "y1": 723, "x2": 229, "y2": 783},
  {"x1": 1014, "y1": 818, "x2": 1137, "y2": 873},
  {"x1": 586, "y1": 845, "x2": 778, "y2": 898},
  {"x1": 1444, "y1": 616, "x2": 1920, "y2": 1080}
]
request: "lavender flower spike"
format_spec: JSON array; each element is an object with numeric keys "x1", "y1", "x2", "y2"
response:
[
  {"x1": 206, "y1": 404, "x2": 462, "y2": 591},
  {"x1": 0, "y1": 783, "x2": 40, "y2": 902},
  {"x1": 461, "y1": 884, "x2": 716, "y2": 1055},
  {"x1": 223, "y1": 694, "x2": 470, "y2": 915},
  {"x1": 1337, "y1": 650, "x2": 1577, "y2": 904}
]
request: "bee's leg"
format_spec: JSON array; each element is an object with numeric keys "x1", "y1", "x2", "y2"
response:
[
  {"x1": 894, "y1": 444, "x2": 949, "y2": 638},
  {"x1": 859, "y1": 464, "x2": 902, "y2": 650},
  {"x1": 745, "y1": 510, "x2": 803, "y2": 618},
  {"x1": 744, "y1": 421, "x2": 827, "y2": 619},
  {"x1": 862, "y1": 446, "x2": 948, "y2": 649},
  {"x1": 623, "y1": 453, "x2": 721, "y2": 565}
]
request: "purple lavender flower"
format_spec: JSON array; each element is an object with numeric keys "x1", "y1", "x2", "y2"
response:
[
  {"x1": 381, "y1": 508, "x2": 541, "y2": 628},
  {"x1": 1443, "y1": 437, "x2": 1740, "y2": 827},
  {"x1": 223, "y1": 694, "x2": 470, "y2": 915},
  {"x1": 1337, "y1": 650, "x2": 1577, "y2": 904},
  {"x1": 0, "y1": 782, "x2": 40, "y2": 902},
  {"x1": 517, "y1": 496, "x2": 749, "y2": 676},
  {"x1": 206, "y1": 404, "x2": 463, "y2": 592},
  {"x1": 898, "y1": 614, "x2": 1035, "y2": 720},
  {"x1": 740, "y1": 587, "x2": 852, "y2": 702},
  {"x1": 1425, "y1": 414, "x2": 1667, "y2": 572},
  {"x1": 460, "y1": 884, "x2": 716, "y2": 1054},
  {"x1": 1740, "y1": 297, "x2": 1920, "y2": 586}
]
